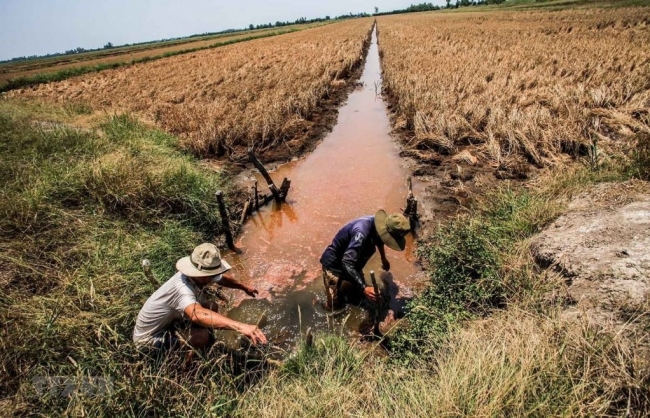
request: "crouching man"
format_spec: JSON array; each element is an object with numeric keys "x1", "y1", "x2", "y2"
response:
[
  {"x1": 133, "y1": 243, "x2": 267, "y2": 349},
  {"x1": 320, "y1": 209, "x2": 411, "y2": 311}
]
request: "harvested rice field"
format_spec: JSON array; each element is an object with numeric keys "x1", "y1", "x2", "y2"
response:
[
  {"x1": 378, "y1": 7, "x2": 650, "y2": 177},
  {"x1": 10, "y1": 19, "x2": 373, "y2": 160},
  {"x1": 0, "y1": 23, "x2": 327, "y2": 86}
]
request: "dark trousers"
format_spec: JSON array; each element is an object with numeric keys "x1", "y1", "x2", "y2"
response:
[{"x1": 322, "y1": 267, "x2": 388, "y2": 312}]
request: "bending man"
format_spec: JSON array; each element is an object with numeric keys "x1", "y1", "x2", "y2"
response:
[
  {"x1": 320, "y1": 210, "x2": 410, "y2": 310},
  {"x1": 133, "y1": 243, "x2": 267, "y2": 349}
]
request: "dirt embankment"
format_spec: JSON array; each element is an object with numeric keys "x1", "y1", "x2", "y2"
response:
[
  {"x1": 377, "y1": 92, "x2": 526, "y2": 232},
  {"x1": 532, "y1": 180, "x2": 650, "y2": 331}
]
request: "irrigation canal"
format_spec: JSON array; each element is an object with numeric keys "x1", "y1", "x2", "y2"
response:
[{"x1": 221, "y1": 26, "x2": 428, "y2": 349}]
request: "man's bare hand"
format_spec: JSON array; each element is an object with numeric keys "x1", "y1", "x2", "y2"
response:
[
  {"x1": 244, "y1": 286, "x2": 259, "y2": 298},
  {"x1": 381, "y1": 258, "x2": 391, "y2": 272},
  {"x1": 363, "y1": 286, "x2": 378, "y2": 302},
  {"x1": 238, "y1": 324, "x2": 267, "y2": 345}
]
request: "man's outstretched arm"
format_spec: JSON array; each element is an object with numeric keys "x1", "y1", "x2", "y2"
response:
[
  {"x1": 183, "y1": 303, "x2": 267, "y2": 345},
  {"x1": 218, "y1": 272, "x2": 258, "y2": 297}
]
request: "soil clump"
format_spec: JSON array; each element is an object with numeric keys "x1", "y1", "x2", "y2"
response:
[{"x1": 532, "y1": 180, "x2": 650, "y2": 331}]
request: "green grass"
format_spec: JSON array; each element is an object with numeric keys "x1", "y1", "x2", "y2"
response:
[
  {"x1": 0, "y1": 100, "x2": 252, "y2": 416},
  {"x1": 236, "y1": 307, "x2": 648, "y2": 417},
  {"x1": 388, "y1": 162, "x2": 631, "y2": 360}
]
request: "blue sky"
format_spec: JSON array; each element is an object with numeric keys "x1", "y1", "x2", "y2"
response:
[{"x1": 0, "y1": 0, "x2": 444, "y2": 61}]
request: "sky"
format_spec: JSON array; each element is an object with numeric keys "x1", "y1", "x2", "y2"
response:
[{"x1": 0, "y1": 0, "x2": 445, "y2": 61}]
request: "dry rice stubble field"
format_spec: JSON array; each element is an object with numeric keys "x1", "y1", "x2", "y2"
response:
[
  {"x1": 378, "y1": 7, "x2": 650, "y2": 190},
  {"x1": 10, "y1": 19, "x2": 373, "y2": 161},
  {"x1": 0, "y1": 23, "x2": 328, "y2": 85}
]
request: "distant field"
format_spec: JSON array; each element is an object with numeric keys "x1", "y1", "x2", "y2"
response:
[
  {"x1": 378, "y1": 6, "x2": 650, "y2": 171},
  {"x1": 0, "y1": 22, "x2": 329, "y2": 86},
  {"x1": 11, "y1": 20, "x2": 373, "y2": 158}
]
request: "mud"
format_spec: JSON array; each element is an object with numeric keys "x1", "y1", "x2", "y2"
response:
[{"x1": 532, "y1": 180, "x2": 650, "y2": 329}]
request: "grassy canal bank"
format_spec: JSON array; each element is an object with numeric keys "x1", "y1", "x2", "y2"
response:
[{"x1": 1, "y1": 99, "x2": 648, "y2": 416}]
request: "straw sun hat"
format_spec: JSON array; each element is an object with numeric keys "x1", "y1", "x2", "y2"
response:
[
  {"x1": 176, "y1": 243, "x2": 231, "y2": 277},
  {"x1": 374, "y1": 210, "x2": 411, "y2": 251}
]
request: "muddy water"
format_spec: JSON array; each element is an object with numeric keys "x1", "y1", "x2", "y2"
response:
[{"x1": 220, "y1": 27, "x2": 426, "y2": 348}]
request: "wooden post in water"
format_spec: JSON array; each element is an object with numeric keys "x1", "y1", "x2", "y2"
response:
[
  {"x1": 279, "y1": 177, "x2": 291, "y2": 201},
  {"x1": 323, "y1": 270, "x2": 334, "y2": 312},
  {"x1": 215, "y1": 191, "x2": 237, "y2": 251},
  {"x1": 369, "y1": 270, "x2": 382, "y2": 336},
  {"x1": 248, "y1": 150, "x2": 281, "y2": 203},
  {"x1": 240, "y1": 200, "x2": 250, "y2": 225},
  {"x1": 403, "y1": 177, "x2": 418, "y2": 231}
]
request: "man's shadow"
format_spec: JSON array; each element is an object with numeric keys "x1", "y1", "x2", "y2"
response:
[
  {"x1": 380, "y1": 271, "x2": 410, "y2": 320},
  {"x1": 353, "y1": 271, "x2": 412, "y2": 335}
]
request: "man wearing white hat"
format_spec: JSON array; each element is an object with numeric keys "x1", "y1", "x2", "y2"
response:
[
  {"x1": 133, "y1": 243, "x2": 267, "y2": 349},
  {"x1": 320, "y1": 210, "x2": 411, "y2": 311}
]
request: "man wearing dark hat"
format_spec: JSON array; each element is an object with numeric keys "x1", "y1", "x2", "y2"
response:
[
  {"x1": 320, "y1": 210, "x2": 411, "y2": 310},
  {"x1": 133, "y1": 243, "x2": 267, "y2": 349}
]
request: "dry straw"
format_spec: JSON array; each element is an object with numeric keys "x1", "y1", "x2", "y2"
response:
[
  {"x1": 10, "y1": 20, "x2": 373, "y2": 159},
  {"x1": 378, "y1": 8, "x2": 650, "y2": 167}
]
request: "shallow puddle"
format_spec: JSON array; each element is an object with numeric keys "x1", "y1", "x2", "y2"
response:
[{"x1": 220, "y1": 26, "x2": 427, "y2": 349}]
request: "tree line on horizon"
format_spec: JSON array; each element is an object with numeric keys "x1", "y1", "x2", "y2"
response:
[
  {"x1": 373, "y1": 0, "x2": 506, "y2": 16},
  {"x1": 2, "y1": 2, "x2": 507, "y2": 64}
]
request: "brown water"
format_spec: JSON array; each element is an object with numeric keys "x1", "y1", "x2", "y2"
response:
[{"x1": 221, "y1": 27, "x2": 427, "y2": 348}]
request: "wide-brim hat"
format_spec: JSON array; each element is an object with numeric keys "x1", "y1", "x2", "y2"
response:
[
  {"x1": 374, "y1": 209, "x2": 410, "y2": 251},
  {"x1": 176, "y1": 243, "x2": 231, "y2": 277}
]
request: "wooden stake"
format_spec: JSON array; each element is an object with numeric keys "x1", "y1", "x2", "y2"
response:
[
  {"x1": 240, "y1": 200, "x2": 250, "y2": 225},
  {"x1": 323, "y1": 269, "x2": 334, "y2": 312},
  {"x1": 305, "y1": 327, "x2": 313, "y2": 348},
  {"x1": 267, "y1": 184, "x2": 281, "y2": 203},
  {"x1": 248, "y1": 150, "x2": 281, "y2": 202},
  {"x1": 254, "y1": 180, "x2": 259, "y2": 211},
  {"x1": 279, "y1": 177, "x2": 291, "y2": 201},
  {"x1": 403, "y1": 176, "x2": 418, "y2": 230},
  {"x1": 215, "y1": 191, "x2": 237, "y2": 252},
  {"x1": 369, "y1": 271, "x2": 382, "y2": 336}
]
